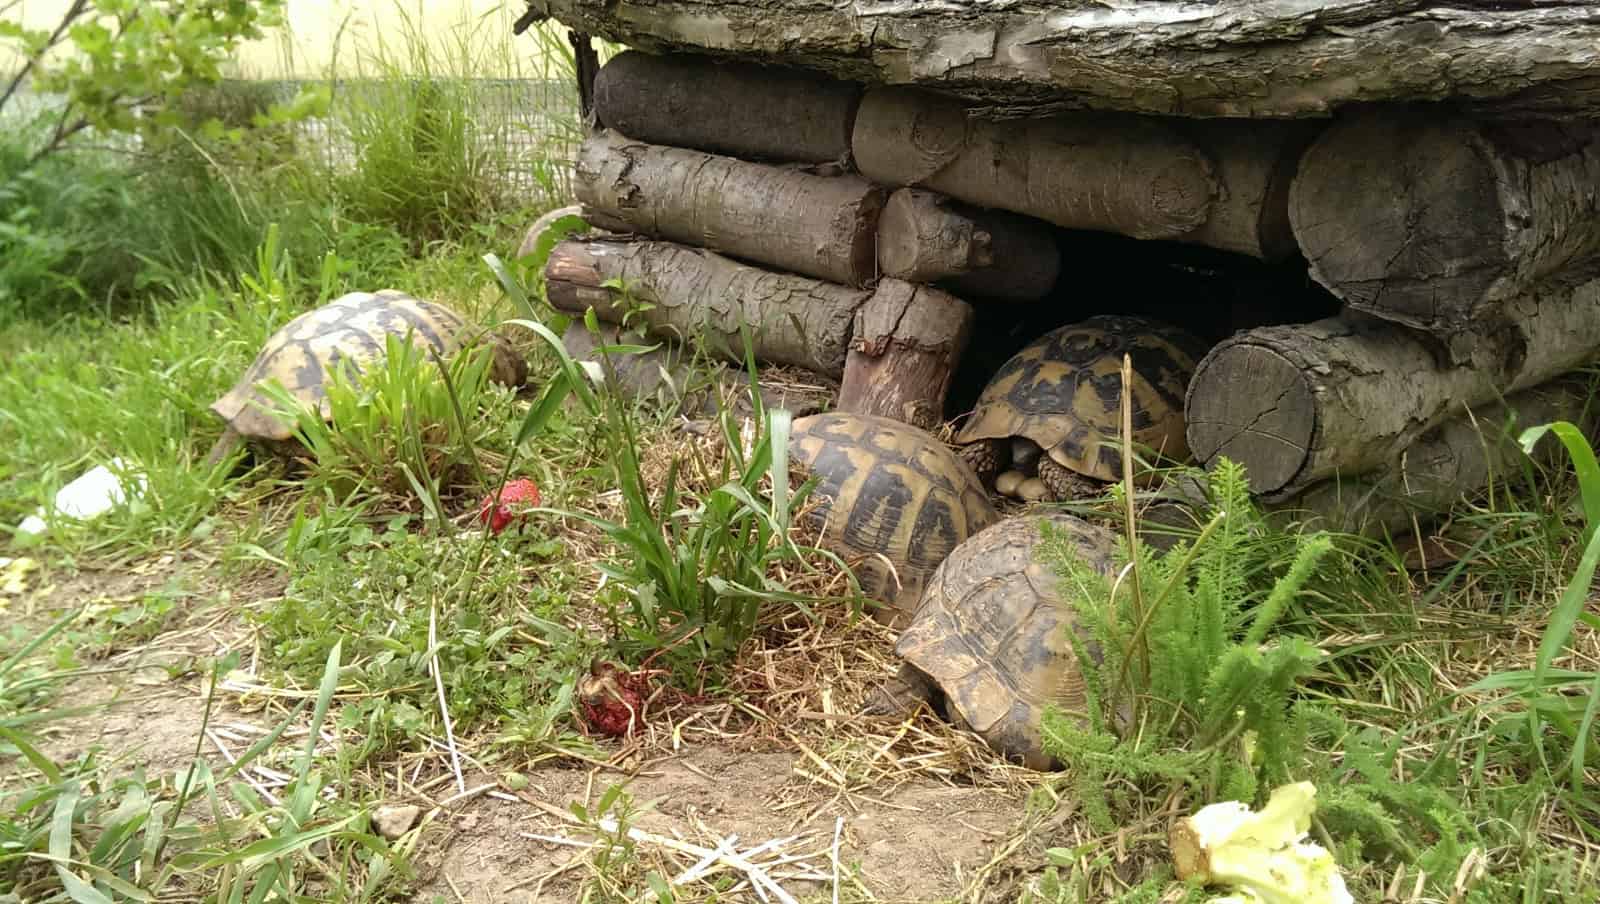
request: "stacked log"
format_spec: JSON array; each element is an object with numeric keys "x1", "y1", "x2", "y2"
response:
[{"x1": 525, "y1": 34, "x2": 1600, "y2": 538}]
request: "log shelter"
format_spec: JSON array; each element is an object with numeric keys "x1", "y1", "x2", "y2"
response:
[{"x1": 515, "y1": 1, "x2": 1600, "y2": 536}]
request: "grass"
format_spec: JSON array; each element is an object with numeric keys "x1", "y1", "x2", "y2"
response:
[{"x1": 2, "y1": 6, "x2": 1599, "y2": 903}]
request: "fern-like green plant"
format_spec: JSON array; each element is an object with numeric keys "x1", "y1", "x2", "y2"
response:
[
  {"x1": 1039, "y1": 457, "x2": 1334, "y2": 820},
  {"x1": 1038, "y1": 453, "x2": 1494, "y2": 899}
]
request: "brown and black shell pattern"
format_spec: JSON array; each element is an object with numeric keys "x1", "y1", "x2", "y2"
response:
[
  {"x1": 211, "y1": 290, "x2": 527, "y2": 443},
  {"x1": 955, "y1": 314, "x2": 1208, "y2": 482},
  {"x1": 894, "y1": 511, "x2": 1117, "y2": 770},
  {"x1": 789, "y1": 412, "x2": 1000, "y2": 624}
]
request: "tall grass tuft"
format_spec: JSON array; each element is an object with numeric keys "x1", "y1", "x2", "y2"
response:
[
  {"x1": 494, "y1": 277, "x2": 837, "y2": 677},
  {"x1": 258, "y1": 331, "x2": 511, "y2": 520}
]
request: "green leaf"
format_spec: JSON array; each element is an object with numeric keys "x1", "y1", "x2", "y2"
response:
[
  {"x1": 1520, "y1": 420, "x2": 1600, "y2": 542},
  {"x1": 0, "y1": 725, "x2": 64, "y2": 782}
]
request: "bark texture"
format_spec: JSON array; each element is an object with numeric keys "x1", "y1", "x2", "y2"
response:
[
  {"x1": 837, "y1": 279, "x2": 974, "y2": 427},
  {"x1": 1174, "y1": 118, "x2": 1322, "y2": 260},
  {"x1": 573, "y1": 130, "x2": 886, "y2": 286},
  {"x1": 1283, "y1": 377, "x2": 1596, "y2": 535},
  {"x1": 544, "y1": 236, "x2": 872, "y2": 378},
  {"x1": 562, "y1": 321, "x2": 836, "y2": 417},
  {"x1": 521, "y1": 1, "x2": 1600, "y2": 119},
  {"x1": 1291, "y1": 112, "x2": 1600, "y2": 335},
  {"x1": 876, "y1": 189, "x2": 1059, "y2": 300},
  {"x1": 853, "y1": 87, "x2": 1219, "y2": 243},
  {"x1": 593, "y1": 50, "x2": 861, "y2": 164},
  {"x1": 1185, "y1": 273, "x2": 1600, "y2": 497}
]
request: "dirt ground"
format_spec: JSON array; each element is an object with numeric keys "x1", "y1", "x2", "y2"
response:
[{"x1": 5, "y1": 556, "x2": 1056, "y2": 904}]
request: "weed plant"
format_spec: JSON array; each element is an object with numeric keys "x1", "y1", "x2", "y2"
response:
[
  {"x1": 1034, "y1": 390, "x2": 1600, "y2": 899},
  {"x1": 257, "y1": 332, "x2": 511, "y2": 519},
  {"x1": 493, "y1": 226, "x2": 846, "y2": 676}
]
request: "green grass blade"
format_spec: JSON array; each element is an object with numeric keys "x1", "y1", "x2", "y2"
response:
[
  {"x1": 218, "y1": 698, "x2": 310, "y2": 783},
  {"x1": 483, "y1": 252, "x2": 537, "y2": 320},
  {"x1": 1521, "y1": 420, "x2": 1600, "y2": 540},
  {"x1": 1535, "y1": 485, "x2": 1600, "y2": 678},
  {"x1": 0, "y1": 607, "x2": 77, "y2": 679},
  {"x1": 0, "y1": 725, "x2": 64, "y2": 782},
  {"x1": 299, "y1": 640, "x2": 343, "y2": 781},
  {"x1": 1568, "y1": 663, "x2": 1600, "y2": 797}
]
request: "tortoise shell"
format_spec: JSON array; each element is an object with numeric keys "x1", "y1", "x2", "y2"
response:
[
  {"x1": 895, "y1": 511, "x2": 1117, "y2": 770},
  {"x1": 789, "y1": 412, "x2": 999, "y2": 625},
  {"x1": 955, "y1": 315, "x2": 1207, "y2": 481},
  {"x1": 211, "y1": 290, "x2": 527, "y2": 443}
]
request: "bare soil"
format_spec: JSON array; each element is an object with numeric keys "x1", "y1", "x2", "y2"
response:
[{"x1": 6, "y1": 554, "x2": 1046, "y2": 904}]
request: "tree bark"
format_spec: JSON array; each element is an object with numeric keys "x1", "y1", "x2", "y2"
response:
[
  {"x1": 593, "y1": 50, "x2": 861, "y2": 164},
  {"x1": 837, "y1": 279, "x2": 974, "y2": 427},
  {"x1": 876, "y1": 189, "x2": 1059, "y2": 301},
  {"x1": 569, "y1": 31, "x2": 601, "y2": 125},
  {"x1": 1184, "y1": 274, "x2": 1600, "y2": 498},
  {"x1": 1281, "y1": 377, "x2": 1596, "y2": 535},
  {"x1": 561, "y1": 321, "x2": 836, "y2": 417},
  {"x1": 852, "y1": 88, "x2": 1313, "y2": 258},
  {"x1": 1290, "y1": 112, "x2": 1600, "y2": 336},
  {"x1": 574, "y1": 130, "x2": 885, "y2": 287},
  {"x1": 1174, "y1": 118, "x2": 1322, "y2": 261},
  {"x1": 1152, "y1": 377, "x2": 1596, "y2": 539},
  {"x1": 520, "y1": 1, "x2": 1600, "y2": 119},
  {"x1": 853, "y1": 87, "x2": 1218, "y2": 243},
  {"x1": 544, "y1": 236, "x2": 872, "y2": 378}
]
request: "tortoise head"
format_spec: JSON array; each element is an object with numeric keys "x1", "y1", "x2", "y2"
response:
[{"x1": 480, "y1": 331, "x2": 530, "y2": 389}]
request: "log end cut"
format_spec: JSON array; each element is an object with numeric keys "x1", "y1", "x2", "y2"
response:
[
  {"x1": 1289, "y1": 113, "x2": 1507, "y2": 330},
  {"x1": 1185, "y1": 343, "x2": 1316, "y2": 494}
]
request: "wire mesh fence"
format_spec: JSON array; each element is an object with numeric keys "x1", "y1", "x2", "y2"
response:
[{"x1": 4, "y1": 76, "x2": 583, "y2": 204}]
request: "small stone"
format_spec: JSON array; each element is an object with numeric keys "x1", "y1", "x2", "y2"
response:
[
  {"x1": 994, "y1": 470, "x2": 1026, "y2": 497},
  {"x1": 372, "y1": 804, "x2": 421, "y2": 840}
]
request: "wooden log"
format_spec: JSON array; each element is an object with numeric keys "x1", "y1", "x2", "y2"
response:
[
  {"x1": 561, "y1": 321, "x2": 835, "y2": 417},
  {"x1": 520, "y1": 1, "x2": 1600, "y2": 120},
  {"x1": 544, "y1": 236, "x2": 871, "y2": 378},
  {"x1": 1290, "y1": 113, "x2": 1600, "y2": 335},
  {"x1": 876, "y1": 189, "x2": 1059, "y2": 301},
  {"x1": 853, "y1": 87, "x2": 1218, "y2": 243},
  {"x1": 593, "y1": 50, "x2": 861, "y2": 164},
  {"x1": 1184, "y1": 273, "x2": 1600, "y2": 498},
  {"x1": 1282, "y1": 377, "x2": 1596, "y2": 536},
  {"x1": 574, "y1": 130, "x2": 885, "y2": 287},
  {"x1": 1150, "y1": 376, "x2": 1596, "y2": 539},
  {"x1": 837, "y1": 279, "x2": 974, "y2": 428},
  {"x1": 1174, "y1": 118, "x2": 1322, "y2": 261}
]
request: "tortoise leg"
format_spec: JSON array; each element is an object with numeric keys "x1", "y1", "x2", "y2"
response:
[
  {"x1": 860, "y1": 663, "x2": 939, "y2": 717},
  {"x1": 1037, "y1": 456, "x2": 1100, "y2": 502},
  {"x1": 202, "y1": 427, "x2": 244, "y2": 470},
  {"x1": 957, "y1": 437, "x2": 1006, "y2": 486}
]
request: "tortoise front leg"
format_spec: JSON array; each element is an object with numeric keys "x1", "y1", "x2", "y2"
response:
[
  {"x1": 860, "y1": 663, "x2": 940, "y2": 717},
  {"x1": 957, "y1": 437, "x2": 1007, "y2": 486}
]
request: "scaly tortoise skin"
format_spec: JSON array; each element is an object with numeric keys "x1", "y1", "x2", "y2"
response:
[
  {"x1": 955, "y1": 315, "x2": 1208, "y2": 499},
  {"x1": 880, "y1": 511, "x2": 1118, "y2": 770},
  {"x1": 789, "y1": 412, "x2": 1000, "y2": 626},
  {"x1": 206, "y1": 290, "x2": 527, "y2": 463}
]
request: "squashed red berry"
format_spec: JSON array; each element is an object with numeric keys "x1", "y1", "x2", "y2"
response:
[
  {"x1": 478, "y1": 478, "x2": 541, "y2": 534},
  {"x1": 578, "y1": 661, "x2": 651, "y2": 739}
]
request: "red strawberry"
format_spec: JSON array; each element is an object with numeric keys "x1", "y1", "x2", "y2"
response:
[
  {"x1": 578, "y1": 661, "x2": 649, "y2": 739},
  {"x1": 478, "y1": 478, "x2": 541, "y2": 534}
]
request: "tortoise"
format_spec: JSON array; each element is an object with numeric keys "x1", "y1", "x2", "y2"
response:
[
  {"x1": 789, "y1": 411, "x2": 1000, "y2": 626},
  {"x1": 955, "y1": 314, "x2": 1208, "y2": 502},
  {"x1": 866, "y1": 511, "x2": 1119, "y2": 770},
  {"x1": 204, "y1": 290, "x2": 528, "y2": 465}
]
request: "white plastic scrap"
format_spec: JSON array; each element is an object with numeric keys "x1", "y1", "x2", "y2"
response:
[
  {"x1": 1170, "y1": 782, "x2": 1353, "y2": 904},
  {"x1": 16, "y1": 458, "x2": 147, "y2": 536}
]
